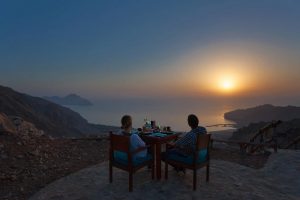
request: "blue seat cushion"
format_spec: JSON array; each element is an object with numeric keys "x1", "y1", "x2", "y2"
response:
[
  {"x1": 166, "y1": 149, "x2": 207, "y2": 165},
  {"x1": 114, "y1": 151, "x2": 153, "y2": 166}
]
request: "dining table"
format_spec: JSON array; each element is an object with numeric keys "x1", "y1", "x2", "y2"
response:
[{"x1": 140, "y1": 132, "x2": 181, "y2": 180}]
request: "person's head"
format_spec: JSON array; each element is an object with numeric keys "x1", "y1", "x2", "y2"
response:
[
  {"x1": 187, "y1": 114, "x2": 199, "y2": 129},
  {"x1": 121, "y1": 115, "x2": 132, "y2": 130}
]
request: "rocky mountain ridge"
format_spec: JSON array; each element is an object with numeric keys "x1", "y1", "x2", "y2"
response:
[
  {"x1": 224, "y1": 104, "x2": 300, "y2": 127},
  {"x1": 0, "y1": 85, "x2": 117, "y2": 137}
]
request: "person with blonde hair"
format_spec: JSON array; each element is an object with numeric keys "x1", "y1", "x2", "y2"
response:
[{"x1": 116, "y1": 115, "x2": 147, "y2": 159}]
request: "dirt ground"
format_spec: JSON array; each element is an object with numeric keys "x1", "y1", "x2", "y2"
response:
[{"x1": 0, "y1": 131, "x2": 108, "y2": 200}]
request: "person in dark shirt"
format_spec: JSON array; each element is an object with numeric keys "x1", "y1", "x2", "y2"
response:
[
  {"x1": 174, "y1": 114, "x2": 207, "y2": 156},
  {"x1": 164, "y1": 114, "x2": 207, "y2": 173}
]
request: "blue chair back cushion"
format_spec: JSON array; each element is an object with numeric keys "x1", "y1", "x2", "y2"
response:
[
  {"x1": 114, "y1": 151, "x2": 152, "y2": 166},
  {"x1": 167, "y1": 149, "x2": 207, "y2": 165}
]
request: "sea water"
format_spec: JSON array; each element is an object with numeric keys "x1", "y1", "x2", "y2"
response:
[
  {"x1": 65, "y1": 96, "x2": 300, "y2": 132},
  {"x1": 65, "y1": 98, "x2": 234, "y2": 132}
]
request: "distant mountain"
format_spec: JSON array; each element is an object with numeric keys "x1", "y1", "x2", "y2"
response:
[
  {"x1": 43, "y1": 94, "x2": 93, "y2": 106},
  {"x1": 0, "y1": 85, "x2": 117, "y2": 137},
  {"x1": 224, "y1": 104, "x2": 300, "y2": 127}
]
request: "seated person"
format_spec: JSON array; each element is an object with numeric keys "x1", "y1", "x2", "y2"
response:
[
  {"x1": 114, "y1": 115, "x2": 147, "y2": 162},
  {"x1": 174, "y1": 114, "x2": 207, "y2": 155},
  {"x1": 164, "y1": 114, "x2": 207, "y2": 172}
]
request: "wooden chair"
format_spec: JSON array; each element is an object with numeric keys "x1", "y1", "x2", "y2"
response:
[
  {"x1": 109, "y1": 132, "x2": 154, "y2": 192},
  {"x1": 163, "y1": 134, "x2": 211, "y2": 190}
]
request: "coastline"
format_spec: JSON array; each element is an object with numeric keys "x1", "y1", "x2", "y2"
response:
[{"x1": 209, "y1": 129, "x2": 235, "y2": 140}]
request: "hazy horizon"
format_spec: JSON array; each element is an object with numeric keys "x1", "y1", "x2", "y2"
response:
[{"x1": 65, "y1": 96, "x2": 300, "y2": 132}]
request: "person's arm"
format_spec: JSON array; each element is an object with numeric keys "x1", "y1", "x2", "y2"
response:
[
  {"x1": 133, "y1": 134, "x2": 146, "y2": 147},
  {"x1": 175, "y1": 132, "x2": 194, "y2": 149}
]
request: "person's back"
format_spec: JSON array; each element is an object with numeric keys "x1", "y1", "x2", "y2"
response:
[
  {"x1": 115, "y1": 115, "x2": 147, "y2": 161},
  {"x1": 166, "y1": 114, "x2": 207, "y2": 157},
  {"x1": 116, "y1": 130, "x2": 147, "y2": 158},
  {"x1": 163, "y1": 114, "x2": 207, "y2": 173},
  {"x1": 175, "y1": 125, "x2": 207, "y2": 154}
]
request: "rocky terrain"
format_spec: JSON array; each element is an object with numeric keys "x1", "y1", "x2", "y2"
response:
[
  {"x1": 223, "y1": 104, "x2": 300, "y2": 149},
  {"x1": 43, "y1": 94, "x2": 93, "y2": 106},
  {"x1": 0, "y1": 85, "x2": 117, "y2": 137},
  {"x1": 230, "y1": 119, "x2": 300, "y2": 149},
  {"x1": 0, "y1": 128, "x2": 109, "y2": 200}
]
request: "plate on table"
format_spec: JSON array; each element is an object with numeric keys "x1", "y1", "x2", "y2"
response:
[
  {"x1": 161, "y1": 131, "x2": 174, "y2": 135},
  {"x1": 139, "y1": 132, "x2": 152, "y2": 136},
  {"x1": 151, "y1": 133, "x2": 167, "y2": 137}
]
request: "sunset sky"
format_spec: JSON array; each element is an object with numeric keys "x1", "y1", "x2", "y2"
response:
[{"x1": 1, "y1": 0, "x2": 300, "y2": 100}]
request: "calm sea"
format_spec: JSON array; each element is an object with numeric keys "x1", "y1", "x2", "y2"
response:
[{"x1": 65, "y1": 97, "x2": 300, "y2": 132}]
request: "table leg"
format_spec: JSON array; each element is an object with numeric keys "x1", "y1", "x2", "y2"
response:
[{"x1": 156, "y1": 143, "x2": 162, "y2": 180}]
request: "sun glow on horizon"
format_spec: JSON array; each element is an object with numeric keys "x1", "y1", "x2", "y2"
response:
[
  {"x1": 175, "y1": 41, "x2": 299, "y2": 97},
  {"x1": 220, "y1": 79, "x2": 234, "y2": 91},
  {"x1": 199, "y1": 67, "x2": 249, "y2": 96}
]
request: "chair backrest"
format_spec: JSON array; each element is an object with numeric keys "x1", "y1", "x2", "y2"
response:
[
  {"x1": 109, "y1": 132, "x2": 130, "y2": 152},
  {"x1": 196, "y1": 134, "x2": 211, "y2": 150}
]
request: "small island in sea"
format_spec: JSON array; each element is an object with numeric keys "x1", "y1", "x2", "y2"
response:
[{"x1": 43, "y1": 94, "x2": 93, "y2": 106}]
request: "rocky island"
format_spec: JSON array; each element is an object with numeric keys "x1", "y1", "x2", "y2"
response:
[{"x1": 43, "y1": 94, "x2": 93, "y2": 106}]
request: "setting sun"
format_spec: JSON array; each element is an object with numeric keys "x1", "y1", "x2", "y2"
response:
[
  {"x1": 191, "y1": 50, "x2": 258, "y2": 97},
  {"x1": 220, "y1": 80, "x2": 234, "y2": 91}
]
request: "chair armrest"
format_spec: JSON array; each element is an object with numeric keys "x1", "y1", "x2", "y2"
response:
[{"x1": 131, "y1": 146, "x2": 149, "y2": 155}]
